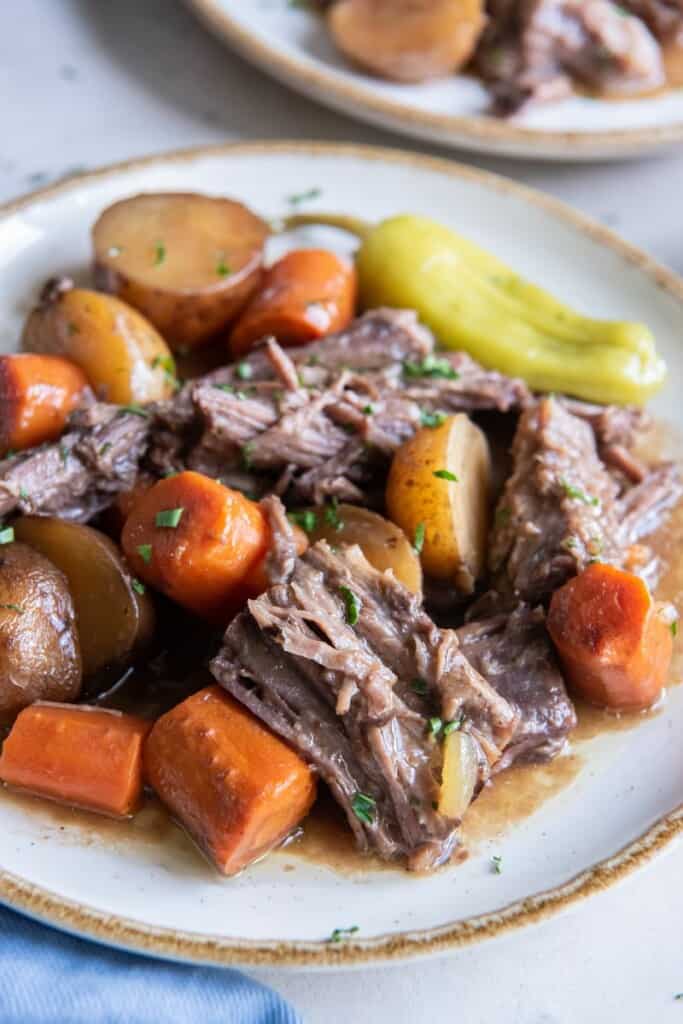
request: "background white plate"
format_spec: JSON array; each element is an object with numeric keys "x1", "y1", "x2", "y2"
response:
[
  {"x1": 0, "y1": 142, "x2": 682, "y2": 969},
  {"x1": 186, "y1": 0, "x2": 683, "y2": 161}
]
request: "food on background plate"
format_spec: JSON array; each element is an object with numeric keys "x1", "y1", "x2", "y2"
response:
[
  {"x1": 317, "y1": 0, "x2": 683, "y2": 116},
  {"x1": 0, "y1": 188, "x2": 680, "y2": 879}
]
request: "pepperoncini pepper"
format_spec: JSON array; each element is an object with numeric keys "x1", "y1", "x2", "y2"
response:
[{"x1": 283, "y1": 212, "x2": 666, "y2": 406}]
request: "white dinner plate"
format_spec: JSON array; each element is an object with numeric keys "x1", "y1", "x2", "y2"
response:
[
  {"x1": 0, "y1": 142, "x2": 682, "y2": 969},
  {"x1": 186, "y1": 0, "x2": 683, "y2": 161}
]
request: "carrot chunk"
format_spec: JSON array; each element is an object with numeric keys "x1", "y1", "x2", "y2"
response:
[
  {"x1": 144, "y1": 687, "x2": 316, "y2": 875},
  {"x1": 122, "y1": 471, "x2": 269, "y2": 622},
  {"x1": 230, "y1": 249, "x2": 357, "y2": 357},
  {"x1": 0, "y1": 703, "x2": 150, "y2": 817},
  {"x1": 0, "y1": 353, "x2": 89, "y2": 455},
  {"x1": 547, "y1": 563, "x2": 674, "y2": 710}
]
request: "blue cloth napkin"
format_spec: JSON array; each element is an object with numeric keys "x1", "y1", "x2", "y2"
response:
[{"x1": 0, "y1": 906, "x2": 300, "y2": 1024}]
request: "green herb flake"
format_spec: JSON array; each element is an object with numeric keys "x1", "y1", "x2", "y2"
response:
[
  {"x1": 351, "y1": 791, "x2": 375, "y2": 825},
  {"x1": 427, "y1": 717, "x2": 443, "y2": 739},
  {"x1": 671, "y1": 619, "x2": 678, "y2": 638},
  {"x1": 0, "y1": 603, "x2": 23, "y2": 614},
  {"x1": 413, "y1": 522, "x2": 425, "y2": 555},
  {"x1": 241, "y1": 441, "x2": 255, "y2": 470},
  {"x1": 329, "y1": 925, "x2": 359, "y2": 944},
  {"x1": 131, "y1": 578, "x2": 146, "y2": 596},
  {"x1": 433, "y1": 469, "x2": 458, "y2": 482},
  {"x1": 236, "y1": 361, "x2": 253, "y2": 381},
  {"x1": 215, "y1": 257, "x2": 231, "y2": 278},
  {"x1": 403, "y1": 355, "x2": 459, "y2": 381},
  {"x1": 491, "y1": 854, "x2": 503, "y2": 875},
  {"x1": 340, "y1": 586, "x2": 360, "y2": 626},
  {"x1": 324, "y1": 497, "x2": 344, "y2": 532},
  {"x1": 151, "y1": 354, "x2": 177, "y2": 381},
  {"x1": 162, "y1": 468, "x2": 179, "y2": 479},
  {"x1": 137, "y1": 543, "x2": 153, "y2": 565},
  {"x1": 443, "y1": 714, "x2": 465, "y2": 736},
  {"x1": 153, "y1": 241, "x2": 166, "y2": 267},
  {"x1": 119, "y1": 404, "x2": 149, "y2": 418},
  {"x1": 4, "y1": 450, "x2": 16, "y2": 460},
  {"x1": 362, "y1": 404, "x2": 375, "y2": 416},
  {"x1": 19, "y1": 488, "x2": 29, "y2": 502},
  {"x1": 288, "y1": 509, "x2": 318, "y2": 534},
  {"x1": 411, "y1": 678, "x2": 428, "y2": 696},
  {"x1": 155, "y1": 507, "x2": 184, "y2": 529},
  {"x1": 561, "y1": 536, "x2": 577, "y2": 551},
  {"x1": 560, "y1": 477, "x2": 599, "y2": 507},
  {"x1": 286, "y1": 186, "x2": 322, "y2": 207},
  {"x1": 0, "y1": 527, "x2": 14, "y2": 545},
  {"x1": 420, "y1": 409, "x2": 447, "y2": 429},
  {"x1": 59, "y1": 444, "x2": 69, "y2": 466}
]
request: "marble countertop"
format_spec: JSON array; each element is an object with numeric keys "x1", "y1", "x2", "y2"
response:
[{"x1": 2, "y1": 2, "x2": 682, "y2": 1021}]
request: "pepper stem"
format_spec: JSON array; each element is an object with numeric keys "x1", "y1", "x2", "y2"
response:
[{"x1": 280, "y1": 213, "x2": 372, "y2": 241}]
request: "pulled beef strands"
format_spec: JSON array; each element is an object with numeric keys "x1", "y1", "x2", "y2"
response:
[
  {"x1": 457, "y1": 605, "x2": 577, "y2": 770},
  {"x1": 477, "y1": 0, "x2": 664, "y2": 115},
  {"x1": 619, "y1": 1, "x2": 683, "y2": 41},
  {"x1": 488, "y1": 397, "x2": 681, "y2": 604},
  {"x1": 211, "y1": 539, "x2": 518, "y2": 871},
  {"x1": 0, "y1": 403, "x2": 149, "y2": 522},
  {"x1": 0, "y1": 308, "x2": 531, "y2": 519}
]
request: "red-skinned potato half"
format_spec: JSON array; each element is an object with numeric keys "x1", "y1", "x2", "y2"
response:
[
  {"x1": 547, "y1": 562, "x2": 676, "y2": 711},
  {"x1": 230, "y1": 249, "x2": 357, "y2": 357}
]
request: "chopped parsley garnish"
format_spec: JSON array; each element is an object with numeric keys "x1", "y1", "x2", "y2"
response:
[
  {"x1": 288, "y1": 509, "x2": 318, "y2": 533},
  {"x1": 4, "y1": 450, "x2": 16, "y2": 460},
  {"x1": 19, "y1": 488, "x2": 29, "y2": 501},
  {"x1": 98, "y1": 442, "x2": 112, "y2": 457},
  {"x1": 561, "y1": 536, "x2": 577, "y2": 551},
  {"x1": 0, "y1": 603, "x2": 23, "y2": 614},
  {"x1": 119, "y1": 404, "x2": 149, "y2": 418},
  {"x1": 162, "y1": 467, "x2": 178, "y2": 478},
  {"x1": 413, "y1": 522, "x2": 425, "y2": 555},
  {"x1": 443, "y1": 714, "x2": 465, "y2": 736},
  {"x1": 137, "y1": 543, "x2": 153, "y2": 565},
  {"x1": 131, "y1": 579, "x2": 146, "y2": 595},
  {"x1": 241, "y1": 441, "x2": 255, "y2": 470},
  {"x1": 323, "y1": 497, "x2": 344, "y2": 532},
  {"x1": 155, "y1": 507, "x2": 184, "y2": 529},
  {"x1": 329, "y1": 925, "x2": 359, "y2": 944},
  {"x1": 215, "y1": 257, "x2": 231, "y2": 277},
  {"x1": 362, "y1": 404, "x2": 375, "y2": 416},
  {"x1": 560, "y1": 478, "x2": 599, "y2": 507},
  {"x1": 213, "y1": 383, "x2": 245, "y2": 400},
  {"x1": 59, "y1": 444, "x2": 69, "y2": 466},
  {"x1": 420, "y1": 409, "x2": 447, "y2": 429},
  {"x1": 671, "y1": 619, "x2": 678, "y2": 638},
  {"x1": 491, "y1": 854, "x2": 503, "y2": 874},
  {"x1": 340, "y1": 586, "x2": 360, "y2": 626},
  {"x1": 236, "y1": 361, "x2": 253, "y2": 381},
  {"x1": 351, "y1": 791, "x2": 375, "y2": 825},
  {"x1": 151, "y1": 354, "x2": 176, "y2": 381},
  {"x1": 0, "y1": 527, "x2": 14, "y2": 545},
  {"x1": 411, "y1": 678, "x2": 428, "y2": 696},
  {"x1": 403, "y1": 355, "x2": 459, "y2": 381},
  {"x1": 286, "y1": 186, "x2": 322, "y2": 206},
  {"x1": 427, "y1": 717, "x2": 443, "y2": 739},
  {"x1": 433, "y1": 469, "x2": 458, "y2": 482},
  {"x1": 153, "y1": 241, "x2": 166, "y2": 266}
]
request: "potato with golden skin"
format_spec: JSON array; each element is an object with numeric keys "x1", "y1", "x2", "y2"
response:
[
  {"x1": 305, "y1": 504, "x2": 422, "y2": 594},
  {"x1": 386, "y1": 414, "x2": 492, "y2": 594},
  {"x1": 0, "y1": 541, "x2": 82, "y2": 724},
  {"x1": 22, "y1": 279, "x2": 176, "y2": 404},
  {"x1": 12, "y1": 518, "x2": 154, "y2": 680},
  {"x1": 328, "y1": 0, "x2": 486, "y2": 83},
  {"x1": 92, "y1": 193, "x2": 270, "y2": 350}
]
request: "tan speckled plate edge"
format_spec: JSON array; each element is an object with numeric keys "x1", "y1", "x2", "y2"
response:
[{"x1": 0, "y1": 141, "x2": 682, "y2": 969}]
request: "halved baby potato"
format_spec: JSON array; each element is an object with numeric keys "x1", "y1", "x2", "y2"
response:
[
  {"x1": 306, "y1": 503, "x2": 422, "y2": 594},
  {"x1": 12, "y1": 517, "x2": 155, "y2": 680},
  {"x1": 328, "y1": 0, "x2": 486, "y2": 83},
  {"x1": 22, "y1": 281, "x2": 176, "y2": 404},
  {"x1": 92, "y1": 193, "x2": 270, "y2": 349},
  {"x1": 386, "y1": 414, "x2": 492, "y2": 593}
]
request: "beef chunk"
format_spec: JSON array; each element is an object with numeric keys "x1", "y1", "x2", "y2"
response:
[
  {"x1": 477, "y1": 0, "x2": 664, "y2": 115},
  {"x1": 0, "y1": 403, "x2": 150, "y2": 522},
  {"x1": 458, "y1": 605, "x2": 577, "y2": 768},
  {"x1": 211, "y1": 541, "x2": 518, "y2": 870}
]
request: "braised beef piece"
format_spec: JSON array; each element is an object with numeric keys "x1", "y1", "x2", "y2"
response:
[
  {"x1": 619, "y1": 1, "x2": 683, "y2": 40},
  {"x1": 457, "y1": 605, "x2": 577, "y2": 769},
  {"x1": 211, "y1": 537, "x2": 519, "y2": 870},
  {"x1": 0, "y1": 404, "x2": 149, "y2": 522},
  {"x1": 477, "y1": 0, "x2": 664, "y2": 115},
  {"x1": 487, "y1": 397, "x2": 681, "y2": 605}
]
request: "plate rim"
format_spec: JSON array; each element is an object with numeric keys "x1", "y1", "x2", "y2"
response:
[
  {"x1": 185, "y1": 0, "x2": 683, "y2": 158},
  {"x1": 1, "y1": 139, "x2": 683, "y2": 968}
]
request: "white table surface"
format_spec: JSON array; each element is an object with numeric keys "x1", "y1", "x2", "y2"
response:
[{"x1": 2, "y1": 3, "x2": 683, "y2": 1021}]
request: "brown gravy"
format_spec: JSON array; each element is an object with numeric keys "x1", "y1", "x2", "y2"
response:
[{"x1": 2, "y1": 425, "x2": 683, "y2": 877}]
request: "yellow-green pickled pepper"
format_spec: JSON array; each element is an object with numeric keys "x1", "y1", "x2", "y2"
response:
[{"x1": 284, "y1": 212, "x2": 666, "y2": 406}]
